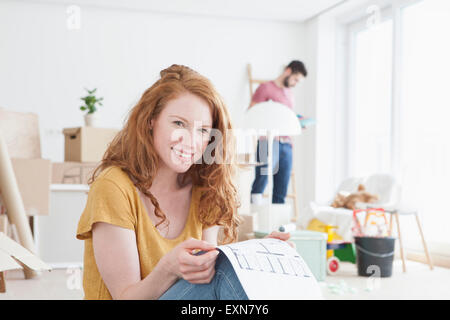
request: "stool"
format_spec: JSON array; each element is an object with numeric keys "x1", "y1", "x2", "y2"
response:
[{"x1": 387, "y1": 210, "x2": 434, "y2": 272}]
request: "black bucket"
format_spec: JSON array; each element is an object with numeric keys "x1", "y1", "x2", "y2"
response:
[{"x1": 354, "y1": 236, "x2": 396, "y2": 278}]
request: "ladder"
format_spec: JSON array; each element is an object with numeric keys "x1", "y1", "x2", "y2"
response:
[{"x1": 246, "y1": 64, "x2": 299, "y2": 222}]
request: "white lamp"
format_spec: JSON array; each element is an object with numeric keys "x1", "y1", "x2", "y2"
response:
[{"x1": 241, "y1": 100, "x2": 302, "y2": 232}]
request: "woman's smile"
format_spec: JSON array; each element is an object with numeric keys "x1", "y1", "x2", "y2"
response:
[{"x1": 171, "y1": 146, "x2": 194, "y2": 163}]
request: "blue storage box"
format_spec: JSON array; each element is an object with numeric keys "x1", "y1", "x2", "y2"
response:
[{"x1": 254, "y1": 230, "x2": 327, "y2": 281}]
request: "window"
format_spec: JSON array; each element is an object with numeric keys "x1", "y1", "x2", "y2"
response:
[
  {"x1": 349, "y1": 18, "x2": 393, "y2": 177},
  {"x1": 347, "y1": 0, "x2": 450, "y2": 251},
  {"x1": 398, "y1": 0, "x2": 450, "y2": 245}
]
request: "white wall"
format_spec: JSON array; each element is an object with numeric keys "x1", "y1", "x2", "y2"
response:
[
  {"x1": 297, "y1": 14, "x2": 340, "y2": 212},
  {"x1": 299, "y1": 0, "x2": 385, "y2": 211},
  {"x1": 0, "y1": 0, "x2": 306, "y2": 163}
]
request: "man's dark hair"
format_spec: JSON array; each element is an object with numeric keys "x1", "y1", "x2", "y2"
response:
[{"x1": 286, "y1": 60, "x2": 307, "y2": 77}]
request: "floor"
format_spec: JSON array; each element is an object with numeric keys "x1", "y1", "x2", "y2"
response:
[
  {"x1": 320, "y1": 259, "x2": 450, "y2": 300},
  {"x1": 1, "y1": 259, "x2": 449, "y2": 300}
]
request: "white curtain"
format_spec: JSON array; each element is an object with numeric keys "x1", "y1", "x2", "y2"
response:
[{"x1": 398, "y1": 0, "x2": 450, "y2": 246}]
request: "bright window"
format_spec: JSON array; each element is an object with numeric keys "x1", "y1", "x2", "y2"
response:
[
  {"x1": 349, "y1": 18, "x2": 393, "y2": 177},
  {"x1": 399, "y1": 0, "x2": 450, "y2": 245},
  {"x1": 347, "y1": 0, "x2": 450, "y2": 249}
]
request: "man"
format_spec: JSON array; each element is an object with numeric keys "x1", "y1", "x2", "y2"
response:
[{"x1": 249, "y1": 60, "x2": 307, "y2": 204}]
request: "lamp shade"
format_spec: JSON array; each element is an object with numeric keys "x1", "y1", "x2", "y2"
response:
[{"x1": 242, "y1": 100, "x2": 302, "y2": 136}]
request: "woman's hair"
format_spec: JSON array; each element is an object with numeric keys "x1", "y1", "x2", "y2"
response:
[{"x1": 89, "y1": 64, "x2": 241, "y2": 244}]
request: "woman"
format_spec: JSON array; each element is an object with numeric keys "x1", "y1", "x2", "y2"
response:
[{"x1": 76, "y1": 64, "x2": 290, "y2": 300}]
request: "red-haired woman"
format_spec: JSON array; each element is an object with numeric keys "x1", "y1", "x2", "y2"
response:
[{"x1": 76, "y1": 65, "x2": 290, "y2": 300}]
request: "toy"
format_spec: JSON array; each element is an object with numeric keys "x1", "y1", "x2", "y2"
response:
[
  {"x1": 352, "y1": 208, "x2": 389, "y2": 237},
  {"x1": 296, "y1": 114, "x2": 316, "y2": 129},
  {"x1": 321, "y1": 225, "x2": 355, "y2": 275},
  {"x1": 331, "y1": 184, "x2": 379, "y2": 210},
  {"x1": 306, "y1": 218, "x2": 343, "y2": 240}
]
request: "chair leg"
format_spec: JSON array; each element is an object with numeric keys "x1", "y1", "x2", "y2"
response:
[
  {"x1": 0, "y1": 271, "x2": 6, "y2": 293},
  {"x1": 415, "y1": 213, "x2": 434, "y2": 270},
  {"x1": 394, "y1": 212, "x2": 407, "y2": 273},
  {"x1": 0, "y1": 214, "x2": 8, "y2": 234},
  {"x1": 388, "y1": 213, "x2": 394, "y2": 237},
  {"x1": 290, "y1": 169, "x2": 299, "y2": 222}
]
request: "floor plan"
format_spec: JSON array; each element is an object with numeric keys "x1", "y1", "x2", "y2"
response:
[{"x1": 218, "y1": 238, "x2": 323, "y2": 300}]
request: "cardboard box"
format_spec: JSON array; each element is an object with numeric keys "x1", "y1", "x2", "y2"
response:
[
  {"x1": 52, "y1": 161, "x2": 98, "y2": 185},
  {"x1": 237, "y1": 214, "x2": 256, "y2": 241},
  {"x1": 0, "y1": 108, "x2": 51, "y2": 216},
  {"x1": 0, "y1": 108, "x2": 41, "y2": 159},
  {"x1": 0, "y1": 232, "x2": 51, "y2": 292},
  {"x1": 0, "y1": 159, "x2": 51, "y2": 216},
  {"x1": 63, "y1": 127, "x2": 118, "y2": 162}
]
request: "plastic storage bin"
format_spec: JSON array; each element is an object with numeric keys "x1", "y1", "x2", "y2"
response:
[{"x1": 254, "y1": 230, "x2": 328, "y2": 281}]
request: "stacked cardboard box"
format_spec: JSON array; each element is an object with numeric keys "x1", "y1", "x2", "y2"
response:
[
  {"x1": 63, "y1": 127, "x2": 118, "y2": 163},
  {"x1": 51, "y1": 161, "x2": 98, "y2": 185},
  {"x1": 0, "y1": 108, "x2": 53, "y2": 290},
  {"x1": 0, "y1": 108, "x2": 51, "y2": 217}
]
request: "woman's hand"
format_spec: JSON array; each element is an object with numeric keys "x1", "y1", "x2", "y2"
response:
[
  {"x1": 162, "y1": 238, "x2": 220, "y2": 284},
  {"x1": 264, "y1": 231, "x2": 296, "y2": 249}
]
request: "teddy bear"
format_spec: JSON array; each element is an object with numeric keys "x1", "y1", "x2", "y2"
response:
[{"x1": 331, "y1": 184, "x2": 379, "y2": 210}]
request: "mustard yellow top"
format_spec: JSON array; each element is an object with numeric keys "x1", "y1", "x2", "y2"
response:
[{"x1": 76, "y1": 166, "x2": 204, "y2": 300}]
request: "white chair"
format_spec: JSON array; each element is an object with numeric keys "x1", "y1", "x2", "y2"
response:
[
  {"x1": 387, "y1": 207, "x2": 434, "y2": 272},
  {"x1": 299, "y1": 177, "x2": 363, "y2": 242},
  {"x1": 355, "y1": 174, "x2": 401, "y2": 212},
  {"x1": 302, "y1": 174, "x2": 399, "y2": 242},
  {"x1": 356, "y1": 174, "x2": 433, "y2": 272},
  {"x1": 337, "y1": 176, "x2": 364, "y2": 195}
]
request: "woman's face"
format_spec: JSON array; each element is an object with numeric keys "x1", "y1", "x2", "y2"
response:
[{"x1": 151, "y1": 92, "x2": 213, "y2": 173}]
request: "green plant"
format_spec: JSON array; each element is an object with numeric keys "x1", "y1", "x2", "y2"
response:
[{"x1": 80, "y1": 88, "x2": 103, "y2": 114}]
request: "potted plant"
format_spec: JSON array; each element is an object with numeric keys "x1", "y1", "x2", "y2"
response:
[{"x1": 80, "y1": 88, "x2": 103, "y2": 127}]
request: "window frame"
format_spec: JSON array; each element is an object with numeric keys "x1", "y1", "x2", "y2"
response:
[
  {"x1": 346, "y1": 5, "x2": 394, "y2": 177},
  {"x1": 344, "y1": 0, "x2": 450, "y2": 257}
]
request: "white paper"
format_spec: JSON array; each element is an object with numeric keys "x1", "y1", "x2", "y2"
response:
[
  {"x1": 0, "y1": 250, "x2": 23, "y2": 272},
  {"x1": 0, "y1": 232, "x2": 51, "y2": 271},
  {"x1": 218, "y1": 238, "x2": 323, "y2": 300}
]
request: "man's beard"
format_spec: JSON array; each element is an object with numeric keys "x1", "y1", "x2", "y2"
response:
[{"x1": 283, "y1": 75, "x2": 291, "y2": 88}]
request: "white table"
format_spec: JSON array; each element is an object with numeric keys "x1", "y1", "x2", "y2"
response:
[{"x1": 34, "y1": 184, "x2": 89, "y2": 269}]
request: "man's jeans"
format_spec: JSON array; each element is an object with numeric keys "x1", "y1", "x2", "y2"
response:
[
  {"x1": 159, "y1": 251, "x2": 248, "y2": 300},
  {"x1": 251, "y1": 139, "x2": 293, "y2": 204}
]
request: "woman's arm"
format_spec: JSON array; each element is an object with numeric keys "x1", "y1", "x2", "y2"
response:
[
  {"x1": 92, "y1": 222, "x2": 177, "y2": 299},
  {"x1": 92, "y1": 222, "x2": 219, "y2": 300}
]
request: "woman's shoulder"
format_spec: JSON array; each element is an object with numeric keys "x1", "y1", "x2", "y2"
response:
[
  {"x1": 77, "y1": 166, "x2": 136, "y2": 240},
  {"x1": 97, "y1": 165, "x2": 129, "y2": 179},
  {"x1": 92, "y1": 166, "x2": 135, "y2": 192}
]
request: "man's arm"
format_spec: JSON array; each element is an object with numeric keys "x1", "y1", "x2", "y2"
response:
[
  {"x1": 248, "y1": 100, "x2": 257, "y2": 108},
  {"x1": 248, "y1": 83, "x2": 267, "y2": 110}
]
